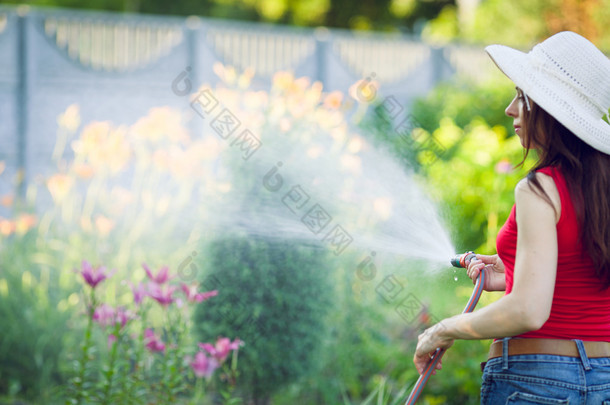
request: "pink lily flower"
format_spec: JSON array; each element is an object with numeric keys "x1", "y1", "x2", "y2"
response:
[
  {"x1": 108, "y1": 334, "x2": 117, "y2": 349},
  {"x1": 198, "y1": 337, "x2": 243, "y2": 364},
  {"x1": 129, "y1": 281, "x2": 147, "y2": 305},
  {"x1": 93, "y1": 304, "x2": 132, "y2": 328},
  {"x1": 147, "y1": 283, "x2": 177, "y2": 307},
  {"x1": 144, "y1": 328, "x2": 166, "y2": 353},
  {"x1": 190, "y1": 351, "x2": 218, "y2": 379},
  {"x1": 181, "y1": 284, "x2": 218, "y2": 303},
  {"x1": 142, "y1": 263, "x2": 172, "y2": 284},
  {"x1": 80, "y1": 260, "x2": 113, "y2": 288},
  {"x1": 114, "y1": 307, "x2": 133, "y2": 328},
  {"x1": 93, "y1": 304, "x2": 117, "y2": 327}
]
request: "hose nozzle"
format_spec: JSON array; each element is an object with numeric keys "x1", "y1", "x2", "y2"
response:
[{"x1": 450, "y1": 251, "x2": 476, "y2": 268}]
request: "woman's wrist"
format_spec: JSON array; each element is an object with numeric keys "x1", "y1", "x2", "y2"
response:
[{"x1": 435, "y1": 315, "x2": 459, "y2": 342}]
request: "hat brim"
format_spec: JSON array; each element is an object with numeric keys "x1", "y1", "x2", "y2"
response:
[
  {"x1": 485, "y1": 44, "x2": 530, "y2": 93},
  {"x1": 485, "y1": 44, "x2": 610, "y2": 154}
]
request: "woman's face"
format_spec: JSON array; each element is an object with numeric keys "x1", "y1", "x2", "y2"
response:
[{"x1": 505, "y1": 87, "x2": 528, "y2": 147}]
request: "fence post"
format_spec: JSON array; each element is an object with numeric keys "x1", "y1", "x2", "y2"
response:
[
  {"x1": 314, "y1": 27, "x2": 330, "y2": 87},
  {"x1": 15, "y1": 5, "x2": 29, "y2": 200},
  {"x1": 186, "y1": 16, "x2": 200, "y2": 90}
]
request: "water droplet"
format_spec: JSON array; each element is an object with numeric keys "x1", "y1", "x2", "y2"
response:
[{"x1": 454, "y1": 276, "x2": 458, "y2": 282}]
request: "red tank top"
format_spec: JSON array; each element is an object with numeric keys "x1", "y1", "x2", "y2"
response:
[{"x1": 496, "y1": 166, "x2": 610, "y2": 341}]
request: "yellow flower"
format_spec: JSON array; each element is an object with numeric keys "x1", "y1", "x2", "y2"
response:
[
  {"x1": 103, "y1": 127, "x2": 131, "y2": 173},
  {"x1": 244, "y1": 91, "x2": 268, "y2": 111},
  {"x1": 130, "y1": 107, "x2": 189, "y2": 144},
  {"x1": 272, "y1": 71, "x2": 294, "y2": 92},
  {"x1": 152, "y1": 149, "x2": 170, "y2": 171},
  {"x1": 72, "y1": 122, "x2": 131, "y2": 174},
  {"x1": 0, "y1": 218, "x2": 15, "y2": 236},
  {"x1": 324, "y1": 91, "x2": 344, "y2": 110},
  {"x1": 213, "y1": 62, "x2": 237, "y2": 85},
  {"x1": 57, "y1": 104, "x2": 81, "y2": 132},
  {"x1": 224, "y1": 66, "x2": 237, "y2": 85},
  {"x1": 94, "y1": 215, "x2": 114, "y2": 237},
  {"x1": 0, "y1": 194, "x2": 13, "y2": 207},
  {"x1": 238, "y1": 67, "x2": 255, "y2": 89},
  {"x1": 167, "y1": 146, "x2": 203, "y2": 179},
  {"x1": 315, "y1": 109, "x2": 344, "y2": 130},
  {"x1": 293, "y1": 77, "x2": 311, "y2": 93},
  {"x1": 72, "y1": 163, "x2": 95, "y2": 179},
  {"x1": 73, "y1": 121, "x2": 110, "y2": 156},
  {"x1": 304, "y1": 81, "x2": 323, "y2": 106},
  {"x1": 287, "y1": 97, "x2": 308, "y2": 119},
  {"x1": 72, "y1": 122, "x2": 111, "y2": 168},
  {"x1": 15, "y1": 214, "x2": 37, "y2": 234},
  {"x1": 190, "y1": 138, "x2": 222, "y2": 160},
  {"x1": 47, "y1": 174, "x2": 74, "y2": 204},
  {"x1": 214, "y1": 87, "x2": 241, "y2": 111}
]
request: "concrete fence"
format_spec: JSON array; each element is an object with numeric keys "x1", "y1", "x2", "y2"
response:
[{"x1": 0, "y1": 5, "x2": 496, "y2": 199}]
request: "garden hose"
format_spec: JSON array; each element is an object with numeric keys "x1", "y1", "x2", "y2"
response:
[{"x1": 404, "y1": 252, "x2": 485, "y2": 405}]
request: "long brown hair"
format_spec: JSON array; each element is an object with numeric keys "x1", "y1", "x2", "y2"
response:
[{"x1": 519, "y1": 100, "x2": 610, "y2": 289}]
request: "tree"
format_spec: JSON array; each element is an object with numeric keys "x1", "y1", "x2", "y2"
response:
[
  {"x1": 424, "y1": 0, "x2": 610, "y2": 49},
  {"x1": 2, "y1": 0, "x2": 454, "y2": 32}
]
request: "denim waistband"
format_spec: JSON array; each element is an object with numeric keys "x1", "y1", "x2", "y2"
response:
[{"x1": 480, "y1": 337, "x2": 610, "y2": 372}]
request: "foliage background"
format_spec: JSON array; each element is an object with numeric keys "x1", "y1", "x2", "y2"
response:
[{"x1": 3, "y1": 0, "x2": 610, "y2": 48}]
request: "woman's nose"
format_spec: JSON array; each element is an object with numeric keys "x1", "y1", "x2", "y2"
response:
[{"x1": 505, "y1": 97, "x2": 519, "y2": 117}]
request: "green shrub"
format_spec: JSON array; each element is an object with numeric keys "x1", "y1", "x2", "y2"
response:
[
  {"x1": 194, "y1": 236, "x2": 333, "y2": 404},
  {"x1": 0, "y1": 235, "x2": 68, "y2": 402}
]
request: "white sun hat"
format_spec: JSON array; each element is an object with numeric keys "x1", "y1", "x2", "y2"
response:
[{"x1": 485, "y1": 31, "x2": 610, "y2": 155}]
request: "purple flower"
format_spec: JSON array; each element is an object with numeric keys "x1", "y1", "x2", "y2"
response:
[
  {"x1": 80, "y1": 260, "x2": 113, "y2": 288},
  {"x1": 190, "y1": 351, "x2": 218, "y2": 379},
  {"x1": 495, "y1": 159, "x2": 513, "y2": 174},
  {"x1": 114, "y1": 307, "x2": 132, "y2": 328},
  {"x1": 93, "y1": 304, "x2": 116, "y2": 327},
  {"x1": 93, "y1": 304, "x2": 132, "y2": 328},
  {"x1": 147, "y1": 283, "x2": 177, "y2": 307},
  {"x1": 144, "y1": 328, "x2": 166, "y2": 353},
  {"x1": 142, "y1": 263, "x2": 172, "y2": 284},
  {"x1": 129, "y1": 282, "x2": 147, "y2": 305},
  {"x1": 108, "y1": 334, "x2": 117, "y2": 349},
  {"x1": 181, "y1": 284, "x2": 218, "y2": 303},
  {"x1": 198, "y1": 337, "x2": 242, "y2": 364}
]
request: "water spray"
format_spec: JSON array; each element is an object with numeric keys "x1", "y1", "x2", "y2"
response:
[{"x1": 404, "y1": 252, "x2": 485, "y2": 405}]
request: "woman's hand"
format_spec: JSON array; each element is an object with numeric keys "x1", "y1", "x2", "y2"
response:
[
  {"x1": 413, "y1": 321, "x2": 454, "y2": 375},
  {"x1": 467, "y1": 254, "x2": 506, "y2": 292}
]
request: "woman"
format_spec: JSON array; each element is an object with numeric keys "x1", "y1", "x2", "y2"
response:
[{"x1": 414, "y1": 31, "x2": 610, "y2": 403}]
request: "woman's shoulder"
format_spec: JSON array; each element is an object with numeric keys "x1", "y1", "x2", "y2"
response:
[
  {"x1": 515, "y1": 170, "x2": 561, "y2": 222},
  {"x1": 515, "y1": 171, "x2": 557, "y2": 192},
  {"x1": 535, "y1": 165, "x2": 562, "y2": 180}
]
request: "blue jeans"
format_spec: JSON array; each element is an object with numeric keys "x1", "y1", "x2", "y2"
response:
[{"x1": 481, "y1": 338, "x2": 610, "y2": 404}]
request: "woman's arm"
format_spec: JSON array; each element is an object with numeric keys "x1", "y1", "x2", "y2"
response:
[{"x1": 414, "y1": 173, "x2": 560, "y2": 373}]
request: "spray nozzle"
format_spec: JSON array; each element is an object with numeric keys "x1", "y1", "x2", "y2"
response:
[{"x1": 450, "y1": 251, "x2": 477, "y2": 268}]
